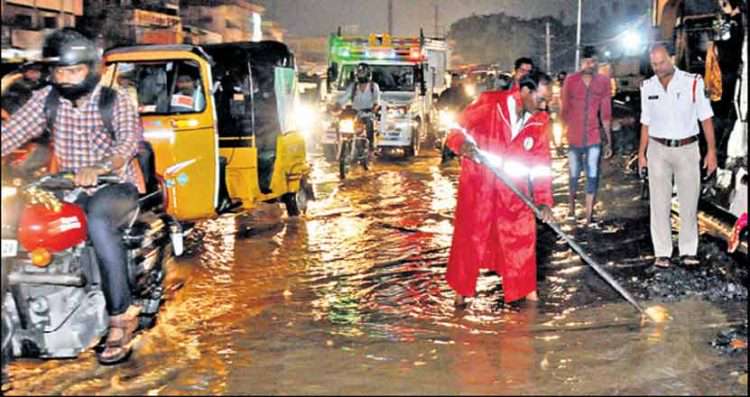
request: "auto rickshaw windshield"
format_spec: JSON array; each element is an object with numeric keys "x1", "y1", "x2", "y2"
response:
[{"x1": 103, "y1": 59, "x2": 206, "y2": 115}]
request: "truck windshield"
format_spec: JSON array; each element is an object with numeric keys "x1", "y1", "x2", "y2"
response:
[
  {"x1": 104, "y1": 60, "x2": 206, "y2": 115},
  {"x1": 337, "y1": 64, "x2": 415, "y2": 92}
]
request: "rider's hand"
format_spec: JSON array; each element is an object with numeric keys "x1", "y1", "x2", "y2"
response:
[
  {"x1": 638, "y1": 151, "x2": 648, "y2": 174},
  {"x1": 703, "y1": 149, "x2": 718, "y2": 176},
  {"x1": 0, "y1": 73, "x2": 23, "y2": 95},
  {"x1": 74, "y1": 166, "x2": 107, "y2": 187},
  {"x1": 603, "y1": 144, "x2": 613, "y2": 159},
  {"x1": 539, "y1": 205, "x2": 556, "y2": 224}
]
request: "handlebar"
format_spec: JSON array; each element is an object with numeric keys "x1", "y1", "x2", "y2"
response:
[{"x1": 36, "y1": 172, "x2": 120, "y2": 190}]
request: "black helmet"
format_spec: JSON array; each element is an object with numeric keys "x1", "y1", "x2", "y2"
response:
[
  {"x1": 42, "y1": 29, "x2": 101, "y2": 101},
  {"x1": 42, "y1": 28, "x2": 99, "y2": 67},
  {"x1": 355, "y1": 63, "x2": 371, "y2": 83}
]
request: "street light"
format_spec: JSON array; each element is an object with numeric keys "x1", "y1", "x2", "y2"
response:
[{"x1": 622, "y1": 30, "x2": 642, "y2": 53}]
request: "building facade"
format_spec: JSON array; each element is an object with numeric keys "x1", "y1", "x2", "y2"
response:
[
  {"x1": 181, "y1": 0, "x2": 265, "y2": 44},
  {"x1": 2, "y1": 0, "x2": 83, "y2": 50}
]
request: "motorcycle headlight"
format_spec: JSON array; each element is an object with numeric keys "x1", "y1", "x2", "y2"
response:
[
  {"x1": 339, "y1": 119, "x2": 355, "y2": 133},
  {"x1": 2, "y1": 186, "x2": 17, "y2": 200}
]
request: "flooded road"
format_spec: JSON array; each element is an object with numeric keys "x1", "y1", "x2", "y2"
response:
[{"x1": 5, "y1": 148, "x2": 747, "y2": 395}]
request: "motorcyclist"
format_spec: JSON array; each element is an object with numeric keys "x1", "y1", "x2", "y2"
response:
[
  {"x1": 1, "y1": 62, "x2": 46, "y2": 117},
  {"x1": 336, "y1": 62, "x2": 381, "y2": 151},
  {"x1": 0, "y1": 28, "x2": 144, "y2": 365}
]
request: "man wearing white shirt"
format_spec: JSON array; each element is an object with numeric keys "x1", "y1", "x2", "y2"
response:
[{"x1": 638, "y1": 45, "x2": 718, "y2": 268}]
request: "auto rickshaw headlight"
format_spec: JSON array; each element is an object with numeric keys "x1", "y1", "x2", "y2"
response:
[{"x1": 296, "y1": 104, "x2": 318, "y2": 134}]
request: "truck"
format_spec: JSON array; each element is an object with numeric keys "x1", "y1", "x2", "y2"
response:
[{"x1": 321, "y1": 29, "x2": 449, "y2": 159}]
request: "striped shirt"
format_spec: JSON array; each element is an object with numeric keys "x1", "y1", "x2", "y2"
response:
[{"x1": 1, "y1": 84, "x2": 143, "y2": 186}]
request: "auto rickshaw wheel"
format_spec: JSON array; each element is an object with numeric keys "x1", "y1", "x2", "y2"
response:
[{"x1": 282, "y1": 181, "x2": 309, "y2": 217}]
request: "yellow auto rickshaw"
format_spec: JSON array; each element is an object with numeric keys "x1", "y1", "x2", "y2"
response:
[{"x1": 102, "y1": 42, "x2": 312, "y2": 221}]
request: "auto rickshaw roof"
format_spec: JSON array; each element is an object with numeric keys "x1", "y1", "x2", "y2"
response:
[
  {"x1": 202, "y1": 41, "x2": 295, "y2": 68},
  {"x1": 105, "y1": 44, "x2": 212, "y2": 63}
]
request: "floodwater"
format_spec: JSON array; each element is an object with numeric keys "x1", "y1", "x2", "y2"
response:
[{"x1": 4, "y1": 148, "x2": 747, "y2": 395}]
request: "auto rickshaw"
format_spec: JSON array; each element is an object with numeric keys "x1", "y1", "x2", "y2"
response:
[{"x1": 102, "y1": 42, "x2": 312, "y2": 221}]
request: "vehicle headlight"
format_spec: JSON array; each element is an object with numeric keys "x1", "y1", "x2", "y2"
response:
[
  {"x1": 388, "y1": 106, "x2": 407, "y2": 117},
  {"x1": 2, "y1": 186, "x2": 17, "y2": 200},
  {"x1": 339, "y1": 119, "x2": 355, "y2": 133},
  {"x1": 296, "y1": 104, "x2": 318, "y2": 134},
  {"x1": 439, "y1": 110, "x2": 456, "y2": 127},
  {"x1": 464, "y1": 84, "x2": 477, "y2": 98}
]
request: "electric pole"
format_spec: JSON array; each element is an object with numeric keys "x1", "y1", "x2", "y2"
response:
[
  {"x1": 434, "y1": 2, "x2": 439, "y2": 36},
  {"x1": 388, "y1": 0, "x2": 393, "y2": 35},
  {"x1": 546, "y1": 21, "x2": 552, "y2": 73},
  {"x1": 575, "y1": 0, "x2": 582, "y2": 69}
]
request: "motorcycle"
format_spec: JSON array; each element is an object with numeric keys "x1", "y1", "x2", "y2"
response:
[
  {"x1": 1, "y1": 167, "x2": 181, "y2": 372},
  {"x1": 335, "y1": 107, "x2": 376, "y2": 179}
]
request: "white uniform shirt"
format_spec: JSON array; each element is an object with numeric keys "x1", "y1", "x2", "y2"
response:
[{"x1": 640, "y1": 68, "x2": 714, "y2": 139}]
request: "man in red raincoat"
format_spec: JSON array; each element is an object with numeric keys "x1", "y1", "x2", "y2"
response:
[{"x1": 445, "y1": 71, "x2": 556, "y2": 306}]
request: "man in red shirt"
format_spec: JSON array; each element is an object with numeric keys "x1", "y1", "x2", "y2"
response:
[
  {"x1": 560, "y1": 46, "x2": 612, "y2": 225},
  {"x1": 445, "y1": 71, "x2": 555, "y2": 307}
]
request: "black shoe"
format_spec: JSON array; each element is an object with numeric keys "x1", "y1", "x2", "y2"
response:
[{"x1": 653, "y1": 257, "x2": 672, "y2": 268}]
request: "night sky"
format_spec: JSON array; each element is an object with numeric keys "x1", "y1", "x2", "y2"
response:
[{"x1": 258, "y1": 0, "x2": 581, "y2": 37}]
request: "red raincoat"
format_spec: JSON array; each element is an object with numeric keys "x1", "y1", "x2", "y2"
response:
[{"x1": 445, "y1": 90, "x2": 553, "y2": 303}]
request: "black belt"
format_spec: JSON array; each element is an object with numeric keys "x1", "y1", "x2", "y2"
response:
[{"x1": 651, "y1": 136, "x2": 698, "y2": 148}]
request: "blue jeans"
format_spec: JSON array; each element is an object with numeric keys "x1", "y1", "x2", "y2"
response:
[
  {"x1": 79, "y1": 183, "x2": 139, "y2": 315},
  {"x1": 568, "y1": 144, "x2": 601, "y2": 195}
]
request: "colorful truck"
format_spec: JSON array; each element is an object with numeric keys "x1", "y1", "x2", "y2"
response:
[{"x1": 322, "y1": 30, "x2": 449, "y2": 159}]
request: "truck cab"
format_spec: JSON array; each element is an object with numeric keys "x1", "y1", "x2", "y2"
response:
[{"x1": 322, "y1": 32, "x2": 448, "y2": 159}]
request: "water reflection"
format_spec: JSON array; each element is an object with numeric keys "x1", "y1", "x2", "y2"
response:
[{"x1": 451, "y1": 304, "x2": 538, "y2": 394}]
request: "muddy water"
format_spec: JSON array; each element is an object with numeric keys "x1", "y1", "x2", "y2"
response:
[{"x1": 5, "y1": 150, "x2": 747, "y2": 395}]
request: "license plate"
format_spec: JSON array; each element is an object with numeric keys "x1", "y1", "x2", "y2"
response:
[{"x1": 1, "y1": 239, "x2": 18, "y2": 258}]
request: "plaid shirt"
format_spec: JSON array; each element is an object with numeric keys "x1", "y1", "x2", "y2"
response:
[{"x1": 2, "y1": 85, "x2": 143, "y2": 186}]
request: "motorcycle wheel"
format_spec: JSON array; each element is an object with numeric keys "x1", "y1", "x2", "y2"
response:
[
  {"x1": 339, "y1": 141, "x2": 350, "y2": 179},
  {"x1": 362, "y1": 149, "x2": 370, "y2": 171}
]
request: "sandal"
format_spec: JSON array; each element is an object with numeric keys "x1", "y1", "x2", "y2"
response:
[
  {"x1": 653, "y1": 257, "x2": 672, "y2": 268},
  {"x1": 97, "y1": 308, "x2": 139, "y2": 365},
  {"x1": 680, "y1": 255, "x2": 701, "y2": 267}
]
